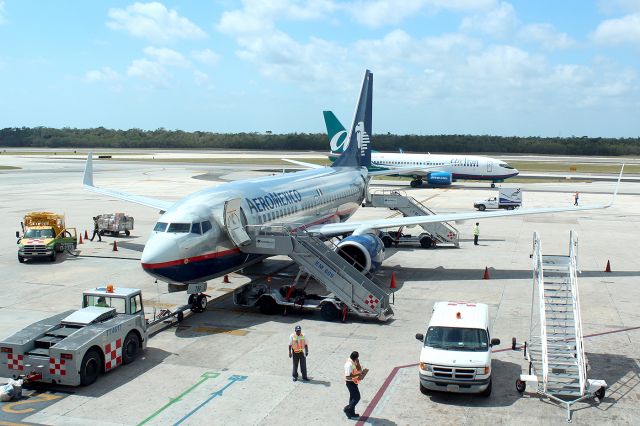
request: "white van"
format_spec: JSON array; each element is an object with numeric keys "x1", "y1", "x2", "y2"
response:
[{"x1": 415, "y1": 302, "x2": 500, "y2": 396}]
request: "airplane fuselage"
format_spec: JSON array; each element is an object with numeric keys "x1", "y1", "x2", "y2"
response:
[
  {"x1": 371, "y1": 152, "x2": 518, "y2": 181},
  {"x1": 141, "y1": 167, "x2": 367, "y2": 284}
]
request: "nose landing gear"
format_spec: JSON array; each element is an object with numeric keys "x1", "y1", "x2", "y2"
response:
[{"x1": 188, "y1": 293, "x2": 209, "y2": 313}]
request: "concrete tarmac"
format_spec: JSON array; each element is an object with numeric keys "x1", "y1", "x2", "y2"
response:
[{"x1": 1, "y1": 153, "x2": 639, "y2": 425}]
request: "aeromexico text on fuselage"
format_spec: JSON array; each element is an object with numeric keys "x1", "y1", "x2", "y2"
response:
[{"x1": 246, "y1": 189, "x2": 302, "y2": 214}]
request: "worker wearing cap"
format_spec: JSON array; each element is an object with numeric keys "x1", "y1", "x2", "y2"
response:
[
  {"x1": 289, "y1": 325, "x2": 308, "y2": 382},
  {"x1": 344, "y1": 351, "x2": 365, "y2": 419}
]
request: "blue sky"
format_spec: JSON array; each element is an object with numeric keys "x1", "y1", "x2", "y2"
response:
[{"x1": 0, "y1": 0, "x2": 639, "y2": 137}]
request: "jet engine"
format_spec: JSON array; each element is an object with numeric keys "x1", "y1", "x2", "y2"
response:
[
  {"x1": 427, "y1": 172, "x2": 452, "y2": 185},
  {"x1": 335, "y1": 234, "x2": 385, "y2": 273}
]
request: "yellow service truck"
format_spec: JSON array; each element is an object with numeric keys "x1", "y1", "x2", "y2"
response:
[{"x1": 16, "y1": 212, "x2": 77, "y2": 263}]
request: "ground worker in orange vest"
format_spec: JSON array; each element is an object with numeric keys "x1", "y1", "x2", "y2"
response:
[
  {"x1": 344, "y1": 351, "x2": 368, "y2": 419},
  {"x1": 289, "y1": 325, "x2": 309, "y2": 382}
]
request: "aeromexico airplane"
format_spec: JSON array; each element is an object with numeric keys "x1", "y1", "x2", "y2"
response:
[
  {"x1": 83, "y1": 70, "x2": 619, "y2": 313},
  {"x1": 324, "y1": 111, "x2": 519, "y2": 187}
]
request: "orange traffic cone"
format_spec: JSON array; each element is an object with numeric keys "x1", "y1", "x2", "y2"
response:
[
  {"x1": 112, "y1": 240, "x2": 118, "y2": 251},
  {"x1": 78, "y1": 234, "x2": 83, "y2": 244},
  {"x1": 605, "y1": 260, "x2": 611, "y2": 273},
  {"x1": 84, "y1": 230, "x2": 89, "y2": 239},
  {"x1": 483, "y1": 267, "x2": 490, "y2": 280},
  {"x1": 390, "y1": 272, "x2": 397, "y2": 289},
  {"x1": 223, "y1": 274, "x2": 230, "y2": 283}
]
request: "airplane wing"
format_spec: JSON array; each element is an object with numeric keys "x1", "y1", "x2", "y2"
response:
[
  {"x1": 308, "y1": 166, "x2": 623, "y2": 237},
  {"x1": 367, "y1": 165, "x2": 438, "y2": 176},
  {"x1": 82, "y1": 153, "x2": 174, "y2": 212},
  {"x1": 281, "y1": 158, "x2": 324, "y2": 169}
]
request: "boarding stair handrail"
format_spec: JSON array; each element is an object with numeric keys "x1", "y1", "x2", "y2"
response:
[
  {"x1": 569, "y1": 231, "x2": 587, "y2": 395},
  {"x1": 533, "y1": 232, "x2": 550, "y2": 389}
]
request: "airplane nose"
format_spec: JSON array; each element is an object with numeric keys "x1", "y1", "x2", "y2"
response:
[{"x1": 141, "y1": 234, "x2": 178, "y2": 270}]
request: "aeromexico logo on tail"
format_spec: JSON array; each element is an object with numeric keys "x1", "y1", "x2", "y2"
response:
[
  {"x1": 331, "y1": 121, "x2": 369, "y2": 158},
  {"x1": 355, "y1": 121, "x2": 369, "y2": 158}
]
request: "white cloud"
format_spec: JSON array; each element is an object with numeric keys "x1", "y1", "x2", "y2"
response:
[
  {"x1": 597, "y1": 0, "x2": 640, "y2": 14},
  {"x1": 518, "y1": 23, "x2": 576, "y2": 50},
  {"x1": 591, "y1": 13, "x2": 640, "y2": 46},
  {"x1": 460, "y1": 2, "x2": 519, "y2": 37},
  {"x1": 143, "y1": 46, "x2": 190, "y2": 67},
  {"x1": 107, "y1": 2, "x2": 206, "y2": 44},
  {"x1": 192, "y1": 49, "x2": 220, "y2": 66},
  {"x1": 84, "y1": 67, "x2": 121, "y2": 83},
  {"x1": 0, "y1": 1, "x2": 6, "y2": 25},
  {"x1": 347, "y1": 0, "x2": 495, "y2": 28},
  {"x1": 127, "y1": 58, "x2": 171, "y2": 87},
  {"x1": 193, "y1": 70, "x2": 210, "y2": 87},
  {"x1": 218, "y1": 0, "x2": 336, "y2": 35}
]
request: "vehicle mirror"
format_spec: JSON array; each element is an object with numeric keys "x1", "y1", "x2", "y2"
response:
[
  {"x1": 16, "y1": 231, "x2": 19, "y2": 238},
  {"x1": 491, "y1": 338, "x2": 501, "y2": 346},
  {"x1": 415, "y1": 333, "x2": 424, "y2": 342}
]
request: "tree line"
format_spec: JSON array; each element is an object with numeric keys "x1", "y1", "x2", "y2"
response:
[{"x1": 1, "y1": 127, "x2": 639, "y2": 156}]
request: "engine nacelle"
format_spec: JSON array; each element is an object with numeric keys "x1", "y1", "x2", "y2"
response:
[
  {"x1": 427, "y1": 171, "x2": 452, "y2": 185},
  {"x1": 335, "y1": 234, "x2": 385, "y2": 273}
]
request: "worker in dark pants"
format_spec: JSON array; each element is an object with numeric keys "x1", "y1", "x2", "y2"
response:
[
  {"x1": 344, "y1": 351, "x2": 367, "y2": 419},
  {"x1": 90, "y1": 216, "x2": 102, "y2": 242},
  {"x1": 289, "y1": 325, "x2": 308, "y2": 382}
]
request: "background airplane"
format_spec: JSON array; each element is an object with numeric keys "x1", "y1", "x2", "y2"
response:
[
  {"x1": 83, "y1": 70, "x2": 617, "y2": 313},
  {"x1": 324, "y1": 111, "x2": 519, "y2": 188}
]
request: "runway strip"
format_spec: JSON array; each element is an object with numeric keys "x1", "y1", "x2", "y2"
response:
[{"x1": 356, "y1": 325, "x2": 640, "y2": 425}]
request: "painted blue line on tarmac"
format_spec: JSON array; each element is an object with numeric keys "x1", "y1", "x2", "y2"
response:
[{"x1": 173, "y1": 375, "x2": 247, "y2": 426}]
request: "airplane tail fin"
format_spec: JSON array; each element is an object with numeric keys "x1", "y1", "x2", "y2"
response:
[
  {"x1": 331, "y1": 70, "x2": 373, "y2": 168},
  {"x1": 324, "y1": 111, "x2": 348, "y2": 158}
]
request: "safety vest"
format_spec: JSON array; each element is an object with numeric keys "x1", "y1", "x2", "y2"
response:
[
  {"x1": 473, "y1": 225, "x2": 480, "y2": 236},
  {"x1": 346, "y1": 359, "x2": 361, "y2": 385},
  {"x1": 290, "y1": 333, "x2": 305, "y2": 353}
]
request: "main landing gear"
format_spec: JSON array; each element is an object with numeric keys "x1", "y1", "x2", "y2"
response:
[
  {"x1": 410, "y1": 179, "x2": 423, "y2": 188},
  {"x1": 188, "y1": 293, "x2": 209, "y2": 313}
]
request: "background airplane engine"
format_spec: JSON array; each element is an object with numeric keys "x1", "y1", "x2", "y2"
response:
[
  {"x1": 335, "y1": 234, "x2": 385, "y2": 273},
  {"x1": 427, "y1": 171, "x2": 453, "y2": 185}
]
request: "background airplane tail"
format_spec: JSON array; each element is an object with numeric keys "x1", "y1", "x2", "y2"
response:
[
  {"x1": 324, "y1": 111, "x2": 347, "y2": 157},
  {"x1": 331, "y1": 70, "x2": 373, "y2": 169}
]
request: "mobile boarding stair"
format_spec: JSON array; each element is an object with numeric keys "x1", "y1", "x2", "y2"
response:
[
  {"x1": 223, "y1": 202, "x2": 393, "y2": 321},
  {"x1": 516, "y1": 231, "x2": 606, "y2": 422},
  {"x1": 364, "y1": 190, "x2": 459, "y2": 247}
]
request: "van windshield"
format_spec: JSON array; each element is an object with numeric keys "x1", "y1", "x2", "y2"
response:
[{"x1": 425, "y1": 326, "x2": 489, "y2": 352}]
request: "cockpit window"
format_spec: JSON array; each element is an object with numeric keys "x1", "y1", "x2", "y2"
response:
[
  {"x1": 167, "y1": 223, "x2": 191, "y2": 233},
  {"x1": 499, "y1": 163, "x2": 514, "y2": 169},
  {"x1": 201, "y1": 221, "x2": 212, "y2": 234},
  {"x1": 191, "y1": 223, "x2": 202, "y2": 234},
  {"x1": 153, "y1": 222, "x2": 168, "y2": 232}
]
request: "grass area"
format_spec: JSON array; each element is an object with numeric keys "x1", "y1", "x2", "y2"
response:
[
  {"x1": 0, "y1": 165, "x2": 21, "y2": 170},
  {"x1": 509, "y1": 161, "x2": 633, "y2": 173},
  {"x1": 103, "y1": 157, "x2": 332, "y2": 166}
]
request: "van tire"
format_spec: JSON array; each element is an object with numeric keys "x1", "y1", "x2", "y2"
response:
[
  {"x1": 420, "y1": 236, "x2": 433, "y2": 249},
  {"x1": 480, "y1": 379, "x2": 492, "y2": 397},
  {"x1": 478, "y1": 205, "x2": 486, "y2": 211},
  {"x1": 320, "y1": 303, "x2": 340, "y2": 322},
  {"x1": 122, "y1": 332, "x2": 140, "y2": 365},
  {"x1": 80, "y1": 349, "x2": 100, "y2": 386},
  {"x1": 420, "y1": 382, "x2": 430, "y2": 395},
  {"x1": 259, "y1": 297, "x2": 279, "y2": 315},
  {"x1": 18, "y1": 255, "x2": 25, "y2": 263}
]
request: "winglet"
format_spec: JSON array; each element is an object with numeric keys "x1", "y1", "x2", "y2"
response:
[
  {"x1": 608, "y1": 164, "x2": 624, "y2": 207},
  {"x1": 83, "y1": 152, "x2": 94, "y2": 187}
]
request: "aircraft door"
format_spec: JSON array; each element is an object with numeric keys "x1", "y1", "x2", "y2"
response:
[
  {"x1": 487, "y1": 161, "x2": 493, "y2": 173},
  {"x1": 224, "y1": 198, "x2": 252, "y2": 247}
]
